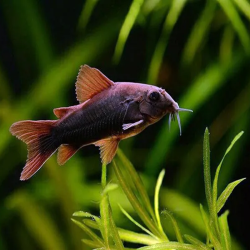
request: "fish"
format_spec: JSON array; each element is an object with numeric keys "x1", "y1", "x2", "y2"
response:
[{"x1": 10, "y1": 65, "x2": 192, "y2": 180}]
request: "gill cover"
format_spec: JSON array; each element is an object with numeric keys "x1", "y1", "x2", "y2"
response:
[{"x1": 139, "y1": 99, "x2": 164, "y2": 118}]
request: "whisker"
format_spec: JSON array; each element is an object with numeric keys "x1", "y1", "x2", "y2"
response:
[
  {"x1": 177, "y1": 108, "x2": 193, "y2": 112},
  {"x1": 168, "y1": 113, "x2": 172, "y2": 131},
  {"x1": 176, "y1": 112, "x2": 182, "y2": 136}
]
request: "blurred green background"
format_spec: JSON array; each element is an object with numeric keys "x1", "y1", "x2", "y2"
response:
[{"x1": 0, "y1": 0, "x2": 249, "y2": 249}]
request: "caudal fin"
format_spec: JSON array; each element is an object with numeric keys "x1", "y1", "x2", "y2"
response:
[{"x1": 10, "y1": 120, "x2": 58, "y2": 180}]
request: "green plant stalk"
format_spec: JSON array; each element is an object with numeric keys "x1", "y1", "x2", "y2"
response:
[
  {"x1": 200, "y1": 205, "x2": 222, "y2": 250},
  {"x1": 112, "y1": 160, "x2": 164, "y2": 239},
  {"x1": 117, "y1": 149, "x2": 157, "y2": 223},
  {"x1": 154, "y1": 169, "x2": 165, "y2": 235},
  {"x1": 100, "y1": 163, "x2": 111, "y2": 248},
  {"x1": 108, "y1": 208, "x2": 124, "y2": 250}
]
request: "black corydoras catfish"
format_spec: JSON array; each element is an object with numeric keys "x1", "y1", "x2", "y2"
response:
[{"x1": 10, "y1": 65, "x2": 192, "y2": 180}]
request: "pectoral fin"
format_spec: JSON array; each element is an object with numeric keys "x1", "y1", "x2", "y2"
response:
[
  {"x1": 122, "y1": 120, "x2": 144, "y2": 130},
  {"x1": 94, "y1": 138, "x2": 119, "y2": 164},
  {"x1": 57, "y1": 144, "x2": 80, "y2": 165}
]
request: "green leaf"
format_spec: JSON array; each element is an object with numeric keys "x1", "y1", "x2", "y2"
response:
[
  {"x1": 73, "y1": 211, "x2": 98, "y2": 220},
  {"x1": 113, "y1": 0, "x2": 145, "y2": 63},
  {"x1": 7, "y1": 191, "x2": 66, "y2": 250},
  {"x1": 71, "y1": 219, "x2": 104, "y2": 247},
  {"x1": 219, "y1": 25, "x2": 235, "y2": 62},
  {"x1": 112, "y1": 160, "x2": 162, "y2": 238},
  {"x1": 81, "y1": 239, "x2": 103, "y2": 248},
  {"x1": 3, "y1": 0, "x2": 53, "y2": 72},
  {"x1": 103, "y1": 183, "x2": 119, "y2": 195},
  {"x1": 204, "y1": 128, "x2": 220, "y2": 237},
  {"x1": 218, "y1": 211, "x2": 231, "y2": 250},
  {"x1": 200, "y1": 205, "x2": 221, "y2": 250},
  {"x1": 72, "y1": 211, "x2": 102, "y2": 228},
  {"x1": 148, "y1": 0, "x2": 188, "y2": 83},
  {"x1": 138, "y1": 242, "x2": 206, "y2": 250},
  {"x1": 83, "y1": 219, "x2": 99, "y2": 229},
  {"x1": 213, "y1": 131, "x2": 244, "y2": 213},
  {"x1": 182, "y1": 0, "x2": 216, "y2": 65},
  {"x1": 117, "y1": 149, "x2": 157, "y2": 223},
  {"x1": 119, "y1": 204, "x2": 158, "y2": 239},
  {"x1": 77, "y1": 0, "x2": 99, "y2": 31},
  {"x1": 217, "y1": 0, "x2": 250, "y2": 54},
  {"x1": 233, "y1": 0, "x2": 250, "y2": 20},
  {"x1": 203, "y1": 128, "x2": 213, "y2": 216},
  {"x1": 160, "y1": 188, "x2": 205, "y2": 235},
  {"x1": 83, "y1": 219, "x2": 160, "y2": 245},
  {"x1": 118, "y1": 228, "x2": 160, "y2": 245},
  {"x1": 184, "y1": 235, "x2": 210, "y2": 250},
  {"x1": 154, "y1": 169, "x2": 165, "y2": 234},
  {"x1": 162, "y1": 209, "x2": 183, "y2": 243},
  {"x1": 217, "y1": 178, "x2": 246, "y2": 213}
]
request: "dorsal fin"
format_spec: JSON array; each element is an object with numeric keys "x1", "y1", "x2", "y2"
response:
[
  {"x1": 76, "y1": 65, "x2": 114, "y2": 103},
  {"x1": 53, "y1": 106, "x2": 76, "y2": 119}
]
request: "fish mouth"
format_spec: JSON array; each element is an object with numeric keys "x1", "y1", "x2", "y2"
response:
[
  {"x1": 162, "y1": 91, "x2": 193, "y2": 135},
  {"x1": 168, "y1": 106, "x2": 193, "y2": 136}
]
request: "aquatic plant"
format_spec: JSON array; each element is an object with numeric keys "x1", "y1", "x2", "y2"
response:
[{"x1": 72, "y1": 128, "x2": 245, "y2": 250}]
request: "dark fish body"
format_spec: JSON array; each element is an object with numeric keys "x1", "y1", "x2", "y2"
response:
[
  {"x1": 10, "y1": 65, "x2": 191, "y2": 180},
  {"x1": 54, "y1": 83, "x2": 171, "y2": 145}
]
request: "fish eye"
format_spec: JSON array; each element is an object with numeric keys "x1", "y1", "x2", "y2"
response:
[{"x1": 149, "y1": 91, "x2": 160, "y2": 101}]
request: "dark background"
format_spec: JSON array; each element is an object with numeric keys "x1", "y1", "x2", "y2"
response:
[{"x1": 0, "y1": 0, "x2": 249, "y2": 249}]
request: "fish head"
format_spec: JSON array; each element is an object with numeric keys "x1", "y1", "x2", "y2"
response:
[
  {"x1": 139, "y1": 86, "x2": 178, "y2": 121},
  {"x1": 138, "y1": 86, "x2": 192, "y2": 135}
]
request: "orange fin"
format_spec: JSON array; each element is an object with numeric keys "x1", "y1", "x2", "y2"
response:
[
  {"x1": 53, "y1": 106, "x2": 77, "y2": 119},
  {"x1": 57, "y1": 144, "x2": 79, "y2": 165},
  {"x1": 94, "y1": 138, "x2": 119, "y2": 164},
  {"x1": 10, "y1": 120, "x2": 58, "y2": 180},
  {"x1": 76, "y1": 65, "x2": 114, "y2": 103}
]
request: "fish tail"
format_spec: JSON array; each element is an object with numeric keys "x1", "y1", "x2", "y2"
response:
[{"x1": 10, "y1": 120, "x2": 58, "y2": 180}]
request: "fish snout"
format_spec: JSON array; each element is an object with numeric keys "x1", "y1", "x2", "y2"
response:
[{"x1": 162, "y1": 91, "x2": 179, "y2": 114}]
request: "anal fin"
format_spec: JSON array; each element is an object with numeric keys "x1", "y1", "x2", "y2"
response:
[
  {"x1": 94, "y1": 138, "x2": 119, "y2": 164},
  {"x1": 57, "y1": 144, "x2": 80, "y2": 165}
]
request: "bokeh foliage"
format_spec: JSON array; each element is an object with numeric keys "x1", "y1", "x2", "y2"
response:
[{"x1": 0, "y1": 0, "x2": 249, "y2": 249}]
